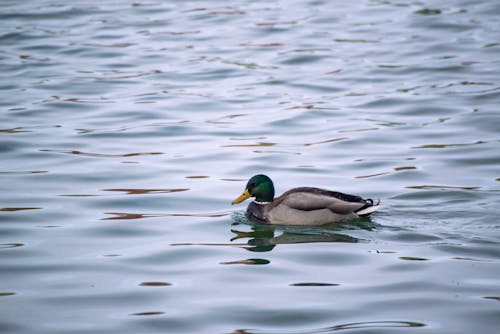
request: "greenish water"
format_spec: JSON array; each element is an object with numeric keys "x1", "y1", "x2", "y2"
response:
[{"x1": 1, "y1": 0, "x2": 499, "y2": 333}]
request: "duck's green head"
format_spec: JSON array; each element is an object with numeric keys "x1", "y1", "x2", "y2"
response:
[{"x1": 232, "y1": 174, "x2": 275, "y2": 204}]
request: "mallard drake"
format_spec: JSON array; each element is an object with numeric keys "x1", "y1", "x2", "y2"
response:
[{"x1": 232, "y1": 174, "x2": 380, "y2": 226}]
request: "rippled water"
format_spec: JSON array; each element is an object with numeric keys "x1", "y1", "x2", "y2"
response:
[{"x1": 1, "y1": 0, "x2": 500, "y2": 333}]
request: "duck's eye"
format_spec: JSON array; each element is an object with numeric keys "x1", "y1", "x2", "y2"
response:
[{"x1": 249, "y1": 182, "x2": 256, "y2": 189}]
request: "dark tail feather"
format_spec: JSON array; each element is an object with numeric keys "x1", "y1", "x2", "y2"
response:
[{"x1": 356, "y1": 198, "x2": 381, "y2": 216}]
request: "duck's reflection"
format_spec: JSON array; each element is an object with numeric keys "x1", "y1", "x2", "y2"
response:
[
  {"x1": 171, "y1": 213, "x2": 375, "y2": 253},
  {"x1": 230, "y1": 224, "x2": 359, "y2": 252},
  {"x1": 229, "y1": 211, "x2": 376, "y2": 252}
]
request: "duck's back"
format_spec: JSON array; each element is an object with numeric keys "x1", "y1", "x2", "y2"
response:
[
  {"x1": 279, "y1": 187, "x2": 366, "y2": 204},
  {"x1": 275, "y1": 187, "x2": 369, "y2": 212}
]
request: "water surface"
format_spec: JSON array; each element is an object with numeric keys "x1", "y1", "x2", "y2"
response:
[{"x1": 1, "y1": 0, "x2": 500, "y2": 333}]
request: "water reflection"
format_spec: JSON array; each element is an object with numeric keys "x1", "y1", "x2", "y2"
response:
[
  {"x1": 40, "y1": 149, "x2": 163, "y2": 158},
  {"x1": 483, "y1": 296, "x2": 500, "y2": 301},
  {"x1": 0, "y1": 243, "x2": 24, "y2": 249},
  {"x1": 102, "y1": 188, "x2": 189, "y2": 195},
  {"x1": 231, "y1": 320, "x2": 425, "y2": 334},
  {"x1": 228, "y1": 212, "x2": 381, "y2": 251},
  {"x1": 171, "y1": 217, "x2": 367, "y2": 253},
  {"x1": 230, "y1": 225, "x2": 359, "y2": 253},
  {"x1": 139, "y1": 282, "x2": 172, "y2": 287},
  {"x1": 130, "y1": 311, "x2": 165, "y2": 316},
  {"x1": 289, "y1": 283, "x2": 339, "y2": 287},
  {"x1": 0, "y1": 207, "x2": 41, "y2": 212},
  {"x1": 0, "y1": 292, "x2": 16, "y2": 297},
  {"x1": 220, "y1": 259, "x2": 270, "y2": 265},
  {"x1": 102, "y1": 211, "x2": 231, "y2": 220}
]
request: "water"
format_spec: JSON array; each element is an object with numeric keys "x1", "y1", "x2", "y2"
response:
[{"x1": 1, "y1": 0, "x2": 499, "y2": 333}]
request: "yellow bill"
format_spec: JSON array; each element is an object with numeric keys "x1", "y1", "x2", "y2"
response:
[{"x1": 232, "y1": 188, "x2": 251, "y2": 204}]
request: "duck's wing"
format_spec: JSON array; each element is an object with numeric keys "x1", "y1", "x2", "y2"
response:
[
  {"x1": 277, "y1": 187, "x2": 370, "y2": 215},
  {"x1": 266, "y1": 203, "x2": 358, "y2": 226}
]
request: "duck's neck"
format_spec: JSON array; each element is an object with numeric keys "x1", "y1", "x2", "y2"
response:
[{"x1": 254, "y1": 193, "x2": 273, "y2": 203}]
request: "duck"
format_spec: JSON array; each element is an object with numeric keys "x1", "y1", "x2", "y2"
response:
[{"x1": 232, "y1": 174, "x2": 380, "y2": 226}]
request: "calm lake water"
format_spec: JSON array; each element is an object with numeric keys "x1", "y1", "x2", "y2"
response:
[{"x1": 1, "y1": 0, "x2": 499, "y2": 333}]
